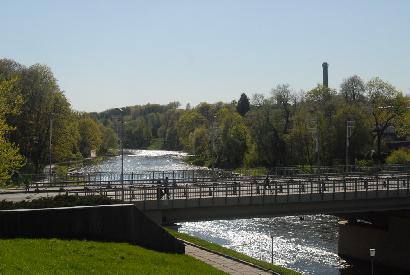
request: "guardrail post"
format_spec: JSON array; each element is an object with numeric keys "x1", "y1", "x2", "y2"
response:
[
  {"x1": 287, "y1": 181, "x2": 289, "y2": 202},
  {"x1": 333, "y1": 180, "x2": 335, "y2": 200},
  {"x1": 376, "y1": 175, "x2": 379, "y2": 197},
  {"x1": 199, "y1": 185, "x2": 202, "y2": 206},
  {"x1": 354, "y1": 178, "x2": 357, "y2": 199},
  {"x1": 225, "y1": 183, "x2": 228, "y2": 205},
  {"x1": 397, "y1": 177, "x2": 400, "y2": 197},
  {"x1": 310, "y1": 179, "x2": 313, "y2": 201},
  {"x1": 387, "y1": 178, "x2": 390, "y2": 196}
]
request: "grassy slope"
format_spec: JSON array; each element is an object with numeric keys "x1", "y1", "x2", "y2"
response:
[
  {"x1": 0, "y1": 238, "x2": 225, "y2": 275},
  {"x1": 166, "y1": 229, "x2": 300, "y2": 275}
]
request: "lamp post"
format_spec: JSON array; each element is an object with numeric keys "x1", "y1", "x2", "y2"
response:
[
  {"x1": 49, "y1": 114, "x2": 54, "y2": 183},
  {"x1": 369, "y1": 248, "x2": 375, "y2": 275},
  {"x1": 270, "y1": 232, "x2": 274, "y2": 265},
  {"x1": 211, "y1": 115, "x2": 217, "y2": 180},
  {"x1": 114, "y1": 108, "x2": 125, "y2": 201},
  {"x1": 345, "y1": 120, "x2": 355, "y2": 172}
]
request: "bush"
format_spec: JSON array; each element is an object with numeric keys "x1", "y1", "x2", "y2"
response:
[
  {"x1": 386, "y1": 148, "x2": 410, "y2": 165},
  {"x1": 356, "y1": 159, "x2": 374, "y2": 167},
  {"x1": 0, "y1": 195, "x2": 121, "y2": 210}
]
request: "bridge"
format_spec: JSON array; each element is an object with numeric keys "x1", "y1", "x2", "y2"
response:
[
  {"x1": 4, "y1": 167, "x2": 410, "y2": 271},
  {"x1": 10, "y1": 168, "x2": 410, "y2": 224}
]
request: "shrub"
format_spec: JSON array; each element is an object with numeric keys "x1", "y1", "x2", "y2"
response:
[
  {"x1": 386, "y1": 148, "x2": 410, "y2": 165},
  {"x1": 0, "y1": 195, "x2": 121, "y2": 210}
]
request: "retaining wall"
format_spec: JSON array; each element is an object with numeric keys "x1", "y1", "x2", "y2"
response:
[{"x1": 0, "y1": 204, "x2": 184, "y2": 254}]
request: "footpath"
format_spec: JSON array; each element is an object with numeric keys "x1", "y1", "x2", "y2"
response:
[{"x1": 184, "y1": 242, "x2": 275, "y2": 275}]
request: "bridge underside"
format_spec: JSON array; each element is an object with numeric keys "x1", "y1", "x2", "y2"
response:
[{"x1": 135, "y1": 190, "x2": 410, "y2": 224}]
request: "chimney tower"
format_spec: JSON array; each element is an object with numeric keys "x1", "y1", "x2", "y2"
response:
[{"x1": 322, "y1": 62, "x2": 328, "y2": 87}]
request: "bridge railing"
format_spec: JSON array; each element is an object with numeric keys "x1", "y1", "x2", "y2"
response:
[{"x1": 58, "y1": 174, "x2": 410, "y2": 207}]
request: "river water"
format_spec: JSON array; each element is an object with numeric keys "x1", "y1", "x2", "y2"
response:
[{"x1": 83, "y1": 150, "x2": 402, "y2": 275}]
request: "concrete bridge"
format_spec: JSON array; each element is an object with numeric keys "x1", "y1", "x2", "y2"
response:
[{"x1": 8, "y1": 169, "x2": 410, "y2": 271}]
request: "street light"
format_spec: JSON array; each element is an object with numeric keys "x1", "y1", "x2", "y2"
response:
[
  {"x1": 114, "y1": 108, "x2": 125, "y2": 201},
  {"x1": 345, "y1": 120, "x2": 355, "y2": 172},
  {"x1": 49, "y1": 113, "x2": 54, "y2": 183},
  {"x1": 369, "y1": 248, "x2": 376, "y2": 275},
  {"x1": 270, "y1": 231, "x2": 274, "y2": 265},
  {"x1": 210, "y1": 115, "x2": 217, "y2": 180}
]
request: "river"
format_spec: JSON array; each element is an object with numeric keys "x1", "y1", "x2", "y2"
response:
[{"x1": 81, "y1": 150, "x2": 403, "y2": 275}]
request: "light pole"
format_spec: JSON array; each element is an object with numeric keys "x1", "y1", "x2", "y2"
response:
[
  {"x1": 270, "y1": 232, "x2": 274, "y2": 265},
  {"x1": 211, "y1": 115, "x2": 217, "y2": 180},
  {"x1": 114, "y1": 108, "x2": 125, "y2": 201},
  {"x1": 345, "y1": 120, "x2": 355, "y2": 172},
  {"x1": 369, "y1": 248, "x2": 375, "y2": 275},
  {"x1": 49, "y1": 114, "x2": 54, "y2": 183},
  {"x1": 308, "y1": 117, "x2": 320, "y2": 169}
]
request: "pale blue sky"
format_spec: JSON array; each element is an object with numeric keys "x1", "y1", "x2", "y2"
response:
[{"x1": 2, "y1": 0, "x2": 410, "y2": 112}]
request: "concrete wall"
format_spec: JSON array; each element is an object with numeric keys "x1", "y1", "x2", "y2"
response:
[
  {"x1": 138, "y1": 194, "x2": 410, "y2": 224},
  {"x1": 338, "y1": 216, "x2": 410, "y2": 271},
  {"x1": 0, "y1": 204, "x2": 184, "y2": 254}
]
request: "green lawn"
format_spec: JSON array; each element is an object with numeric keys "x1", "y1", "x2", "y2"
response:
[
  {"x1": 0, "y1": 238, "x2": 225, "y2": 275},
  {"x1": 166, "y1": 229, "x2": 300, "y2": 275}
]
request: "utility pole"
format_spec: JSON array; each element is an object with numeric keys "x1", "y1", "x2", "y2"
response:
[
  {"x1": 308, "y1": 117, "x2": 320, "y2": 169},
  {"x1": 345, "y1": 120, "x2": 355, "y2": 172},
  {"x1": 211, "y1": 115, "x2": 217, "y2": 180},
  {"x1": 49, "y1": 114, "x2": 53, "y2": 183},
  {"x1": 114, "y1": 108, "x2": 125, "y2": 201}
]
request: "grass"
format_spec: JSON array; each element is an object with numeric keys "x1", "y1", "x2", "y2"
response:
[
  {"x1": 0, "y1": 238, "x2": 225, "y2": 275},
  {"x1": 166, "y1": 229, "x2": 300, "y2": 275},
  {"x1": 147, "y1": 138, "x2": 165, "y2": 150}
]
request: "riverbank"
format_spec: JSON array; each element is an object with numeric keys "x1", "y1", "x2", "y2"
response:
[{"x1": 166, "y1": 228, "x2": 300, "y2": 275}]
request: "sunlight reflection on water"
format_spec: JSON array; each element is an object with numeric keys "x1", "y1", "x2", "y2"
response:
[
  {"x1": 79, "y1": 150, "x2": 401, "y2": 275},
  {"x1": 179, "y1": 216, "x2": 349, "y2": 275}
]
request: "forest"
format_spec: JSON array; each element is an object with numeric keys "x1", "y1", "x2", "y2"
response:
[
  {"x1": 0, "y1": 58, "x2": 409, "y2": 184},
  {"x1": 95, "y1": 75, "x2": 409, "y2": 169}
]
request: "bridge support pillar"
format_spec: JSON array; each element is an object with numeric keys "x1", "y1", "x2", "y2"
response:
[{"x1": 338, "y1": 214, "x2": 410, "y2": 272}]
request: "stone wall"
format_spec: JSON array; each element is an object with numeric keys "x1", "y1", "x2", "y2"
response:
[
  {"x1": 0, "y1": 204, "x2": 184, "y2": 254},
  {"x1": 338, "y1": 215, "x2": 410, "y2": 271}
]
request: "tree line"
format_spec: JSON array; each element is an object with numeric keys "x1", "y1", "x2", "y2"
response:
[
  {"x1": 96, "y1": 76, "x2": 409, "y2": 169},
  {"x1": 0, "y1": 59, "x2": 118, "y2": 182},
  {"x1": 1, "y1": 58, "x2": 409, "y2": 184}
]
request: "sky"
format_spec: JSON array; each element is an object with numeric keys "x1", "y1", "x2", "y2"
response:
[{"x1": 2, "y1": 0, "x2": 410, "y2": 112}]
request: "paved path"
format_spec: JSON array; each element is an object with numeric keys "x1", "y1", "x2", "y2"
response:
[{"x1": 185, "y1": 243, "x2": 273, "y2": 275}]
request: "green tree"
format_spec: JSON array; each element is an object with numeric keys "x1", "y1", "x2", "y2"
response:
[
  {"x1": 366, "y1": 77, "x2": 408, "y2": 164},
  {"x1": 216, "y1": 108, "x2": 250, "y2": 167},
  {"x1": 0, "y1": 78, "x2": 25, "y2": 183},
  {"x1": 176, "y1": 111, "x2": 206, "y2": 151},
  {"x1": 340, "y1": 75, "x2": 366, "y2": 103},
  {"x1": 236, "y1": 93, "x2": 250, "y2": 116},
  {"x1": 78, "y1": 116, "x2": 103, "y2": 157}
]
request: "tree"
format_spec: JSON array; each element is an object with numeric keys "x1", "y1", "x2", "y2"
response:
[
  {"x1": 236, "y1": 93, "x2": 250, "y2": 116},
  {"x1": 78, "y1": 116, "x2": 103, "y2": 157},
  {"x1": 245, "y1": 103, "x2": 285, "y2": 167},
  {"x1": 271, "y1": 84, "x2": 295, "y2": 134},
  {"x1": 176, "y1": 111, "x2": 206, "y2": 151},
  {"x1": 215, "y1": 108, "x2": 249, "y2": 167},
  {"x1": 366, "y1": 77, "x2": 408, "y2": 164},
  {"x1": 340, "y1": 75, "x2": 366, "y2": 102},
  {"x1": 0, "y1": 78, "x2": 24, "y2": 183}
]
